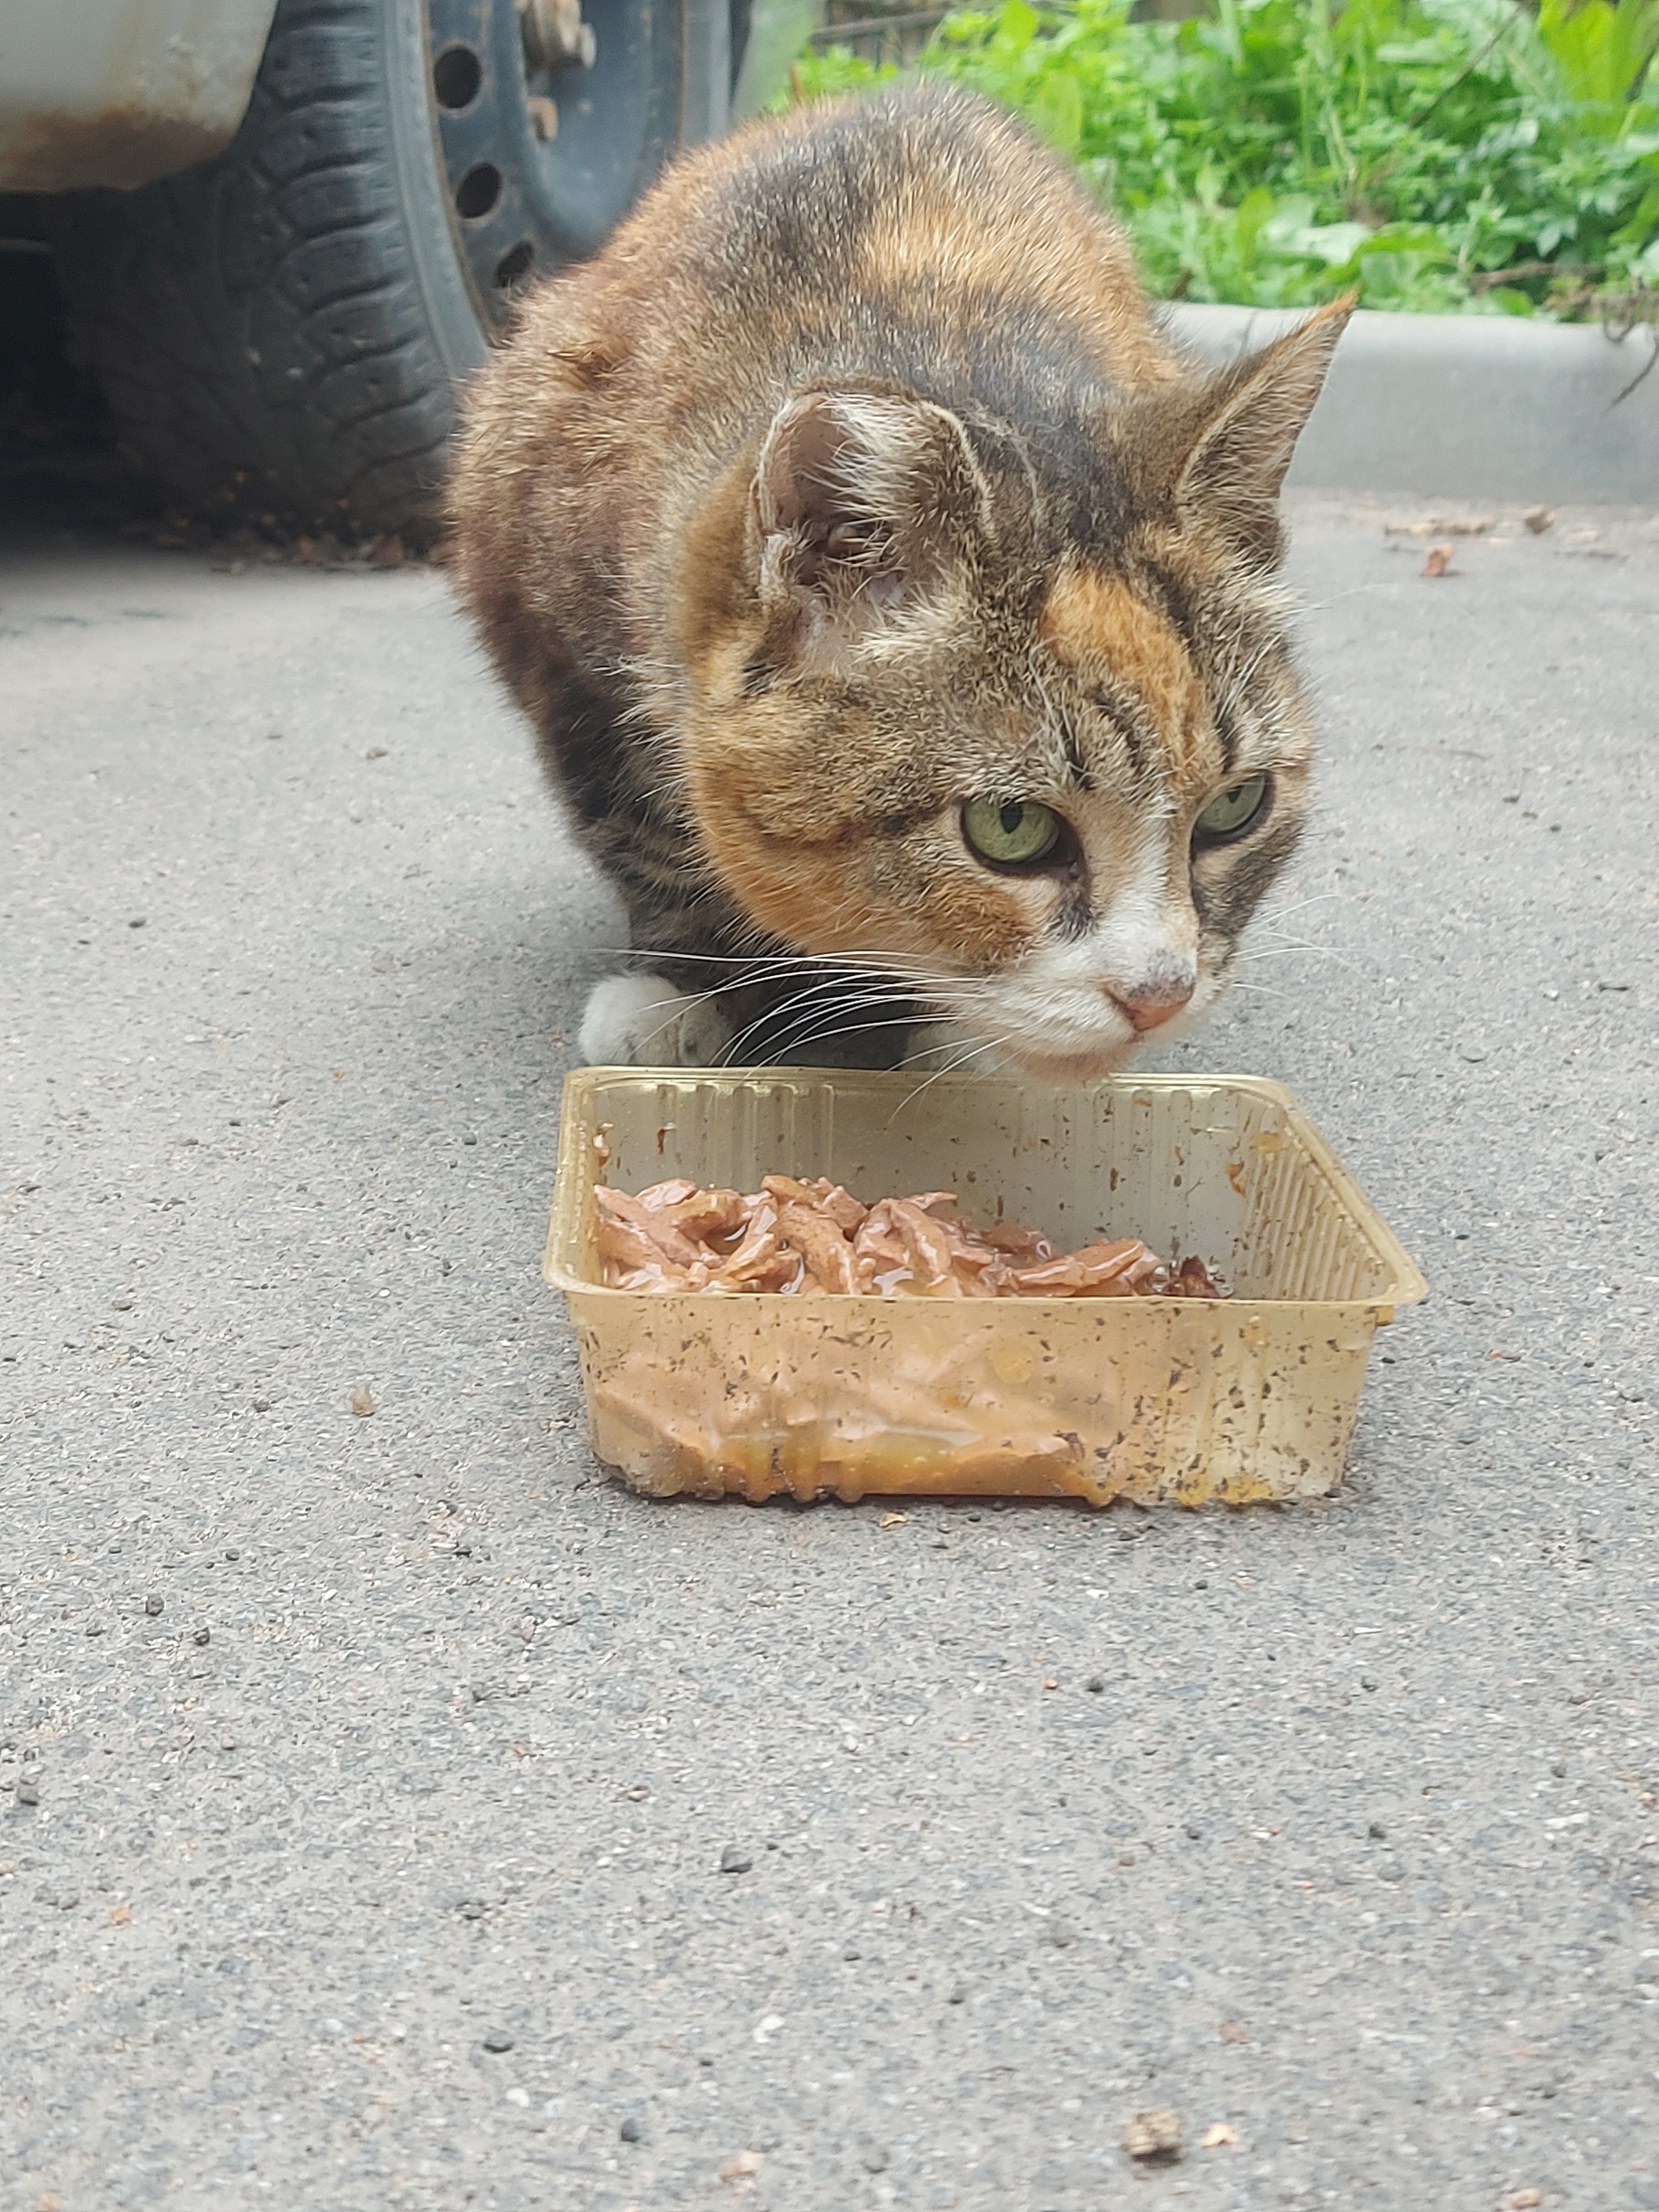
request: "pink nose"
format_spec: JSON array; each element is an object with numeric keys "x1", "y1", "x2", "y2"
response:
[{"x1": 1110, "y1": 982, "x2": 1194, "y2": 1034}]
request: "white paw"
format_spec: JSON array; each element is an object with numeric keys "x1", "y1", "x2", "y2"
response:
[{"x1": 578, "y1": 974, "x2": 732, "y2": 1067}]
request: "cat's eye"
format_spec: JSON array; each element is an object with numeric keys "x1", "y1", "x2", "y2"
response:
[
  {"x1": 1194, "y1": 773, "x2": 1270, "y2": 842},
  {"x1": 962, "y1": 797, "x2": 1062, "y2": 867}
]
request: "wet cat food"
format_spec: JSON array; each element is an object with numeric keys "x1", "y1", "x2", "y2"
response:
[
  {"x1": 594, "y1": 1174, "x2": 1226, "y2": 1302},
  {"x1": 546, "y1": 1068, "x2": 1427, "y2": 1507}
]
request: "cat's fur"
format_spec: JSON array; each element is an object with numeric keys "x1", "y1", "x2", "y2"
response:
[{"x1": 450, "y1": 83, "x2": 1348, "y2": 1077}]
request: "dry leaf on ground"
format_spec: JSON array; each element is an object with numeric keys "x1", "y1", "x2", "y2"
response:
[
  {"x1": 1385, "y1": 516, "x2": 1492, "y2": 536},
  {"x1": 1123, "y1": 2108, "x2": 1183, "y2": 2162}
]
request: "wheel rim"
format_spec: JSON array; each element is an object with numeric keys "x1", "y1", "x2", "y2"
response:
[{"x1": 424, "y1": 0, "x2": 685, "y2": 327}]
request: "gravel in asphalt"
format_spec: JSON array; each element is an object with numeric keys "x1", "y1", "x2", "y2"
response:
[{"x1": 2, "y1": 493, "x2": 1657, "y2": 2209}]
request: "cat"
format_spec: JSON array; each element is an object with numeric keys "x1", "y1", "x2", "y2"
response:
[{"x1": 449, "y1": 81, "x2": 1348, "y2": 1080}]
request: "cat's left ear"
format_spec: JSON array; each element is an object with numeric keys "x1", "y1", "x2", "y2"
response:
[
  {"x1": 751, "y1": 386, "x2": 986, "y2": 674},
  {"x1": 1166, "y1": 296, "x2": 1353, "y2": 561}
]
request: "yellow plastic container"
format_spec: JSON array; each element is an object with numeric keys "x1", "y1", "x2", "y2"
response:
[{"x1": 544, "y1": 1068, "x2": 1427, "y2": 1507}]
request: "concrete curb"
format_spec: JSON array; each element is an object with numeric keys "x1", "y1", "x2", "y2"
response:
[{"x1": 1166, "y1": 300, "x2": 1659, "y2": 505}]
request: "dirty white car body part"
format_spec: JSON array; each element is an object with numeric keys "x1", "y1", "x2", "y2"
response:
[
  {"x1": 0, "y1": 0, "x2": 279, "y2": 190},
  {"x1": 7, "y1": 0, "x2": 816, "y2": 533}
]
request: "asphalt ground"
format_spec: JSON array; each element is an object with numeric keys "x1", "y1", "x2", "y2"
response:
[{"x1": 2, "y1": 491, "x2": 1657, "y2": 2211}]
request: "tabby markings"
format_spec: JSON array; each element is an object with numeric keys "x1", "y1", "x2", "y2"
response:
[{"x1": 1040, "y1": 568, "x2": 1218, "y2": 790}]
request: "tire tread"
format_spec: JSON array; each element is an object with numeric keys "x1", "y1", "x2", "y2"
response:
[{"x1": 53, "y1": 0, "x2": 464, "y2": 535}]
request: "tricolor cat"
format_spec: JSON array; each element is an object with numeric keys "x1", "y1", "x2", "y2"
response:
[{"x1": 450, "y1": 83, "x2": 1347, "y2": 1080}]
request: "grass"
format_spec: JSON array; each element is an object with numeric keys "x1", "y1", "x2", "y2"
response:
[{"x1": 791, "y1": 0, "x2": 1659, "y2": 317}]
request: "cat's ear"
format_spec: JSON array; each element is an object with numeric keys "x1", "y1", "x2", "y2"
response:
[
  {"x1": 752, "y1": 388, "x2": 982, "y2": 674},
  {"x1": 1166, "y1": 297, "x2": 1351, "y2": 560}
]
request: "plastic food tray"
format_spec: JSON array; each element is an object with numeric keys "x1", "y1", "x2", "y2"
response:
[{"x1": 544, "y1": 1068, "x2": 1427, "y2": 1507}]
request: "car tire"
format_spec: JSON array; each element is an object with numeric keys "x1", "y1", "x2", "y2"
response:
[{"x1": 50, "y1": 0, "x2": 732, "y2": 538}]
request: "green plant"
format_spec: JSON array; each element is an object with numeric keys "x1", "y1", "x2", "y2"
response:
[{"x1": 791, "y1": 0, "x2": 1659, "y2": 315}]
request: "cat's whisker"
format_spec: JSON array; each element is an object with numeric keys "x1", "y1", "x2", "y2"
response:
[
  {"x1": 612, "y1": 944, "x2": 973, "y2": 987},
  {"x1": 1224, "y1": 981, "x2": 1299, "y2": 1004},
  {"x1": 591, "y1": 958, "x2": 863, "y2": 1012},
  {"x1": 889, "y1": 1026, "x2": 1023, "y2": 1119},
  {"x1": 1256, "y1": 924, "x2": 1354, "y2": 951},
  {"x1": 1246, "y1": 927, "x2": 1346, "y2": 949},
  {"x1": 893, "y1": 1046, "x2": 1000, "y2": 1112},
  {"x1": 770, "y1": 978, "x2": 1000, "y2": 1044},
  {"x1": 725, "y1": 1006, "x2": 949, "y2": 1068},
  {"x1": 624, "y1": 988, "x2": 733, "y2": 1049},
  {"x1": 596, "y1": 982, "x2": 725, "y2": 1025},
  {"x1": 1256, "y1": 891, "x2": 1342, "y2": 923},
  {"x1": 1238, "y1": 892, "x2": 1361, "y2": 974},
  {"x1": 1297, "y1": 584, "x2": 1375, "y2": 617},
  {"x1": 719, "y1": 992, "x2": 928, "y2": 1068},
  {"x1": 709, "y1": 970, "x2": 902, "y2": 1038},
  {"x1": 716, "y1": 973, "x2": 979, "y2": 1064},
  {"x1": 1238, "y1": 932, "x2": 1362, "y2": 976},
  {"x1": 610, "y1": 948, "x2": 990, "y2": 1034},
  {"x1": 708, "y1": 955, "x2": 993, "y2": 1064},
  {"x1": 1235, "y1": 944, "x2": 1358, "y2": 971},
  {"x1": 662, "y1": 942, "x2": 968, "y2": 991},
  {"x1": 885, "y1": 1024, "x2": 1005, "y2": 1065}
]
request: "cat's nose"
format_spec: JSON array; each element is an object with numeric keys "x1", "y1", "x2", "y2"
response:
[{"x1": 1108, "y1": 978, "x2": 1194, "y2": 1033}]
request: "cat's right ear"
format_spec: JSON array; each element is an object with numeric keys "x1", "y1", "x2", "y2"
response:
[
  {"x1": 752, "y1": 388, "x2": 982, "y2": 676},
  {"x1": 1162, "y1": 296, "x2": 1352, "y2": 565}
]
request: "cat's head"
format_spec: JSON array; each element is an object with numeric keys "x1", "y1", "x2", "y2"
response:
[{"x1": 675, "y1": 303, "x2": 1348, "y2": 1078}]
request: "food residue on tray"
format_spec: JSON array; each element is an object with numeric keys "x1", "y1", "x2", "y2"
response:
[{"x1": 592, "y1": 1174, "x2": 1226, "y2": 1300}]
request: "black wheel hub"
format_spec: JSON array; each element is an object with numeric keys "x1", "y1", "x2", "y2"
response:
[{"x1": 425, "y1": 0, "x2": 686, "y2": 327}]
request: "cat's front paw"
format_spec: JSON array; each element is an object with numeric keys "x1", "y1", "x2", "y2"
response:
[{"x1": 578, "y1": 974, "x2": 732, "y2": 1067}]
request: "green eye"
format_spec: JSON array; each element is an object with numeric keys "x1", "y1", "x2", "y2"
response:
[
  {"x1": 962, "y1": 797, "x2": 1062, "y2": 867},
  {"x1": 1195, "y1": 773, "x2": 1269, "y2": 842}
]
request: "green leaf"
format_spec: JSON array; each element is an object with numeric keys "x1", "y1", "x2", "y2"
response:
[
  {"x1": 1235, "y1": 183, "x2": 1280, "y2": 254},
  {"x1": 1028, "y1": 67, "x2": 1086, "y2": 151},
  {"x1": 998, "y1": 0, "x2": 1040, "y2": 53},
  {"x1": 1539, "y1": 0, "x2": 1659, "y2": 108},
  {"x1": 1354, "y1": 222, "x2": 1454, "y2": 258}
]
